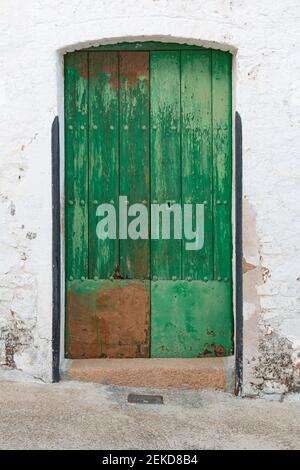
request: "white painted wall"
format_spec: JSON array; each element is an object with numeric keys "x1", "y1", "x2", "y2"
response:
[{"x1": 0, "y1": 0, "x2": 299, "y2": 393}]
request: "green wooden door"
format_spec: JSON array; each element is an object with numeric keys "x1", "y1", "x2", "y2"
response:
[{"x1": 65, "y1": 44, "x2": 233, "y2": 359}]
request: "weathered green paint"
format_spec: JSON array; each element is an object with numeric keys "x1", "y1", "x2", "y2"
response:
[
  {"x1": 181, "y1": 50, "x2": 213, "y2": 280},
  {"x1": 212, "y1": 50, "x2": 232, "y2": 281},
  {"x1": 65, "y1": 52, "x2": 89, "y2": 280},
  {"x1": 151, "y1": 280, "x2": 233, "y2": 357},
  {"x1": 119, "y1": 52, "x2": 150, "y2": 279},
  {"x1": 65, "y1": 46, "x2": 233, "y2": 359},
  {"x1": 88, "y1": 52, "x2": 119, "y2": 278},
  {"x1": 150, "y1": 51, "x2": 181, "y2": 279}
]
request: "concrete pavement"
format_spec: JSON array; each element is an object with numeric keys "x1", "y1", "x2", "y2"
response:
[{"x1": 0, "y1": 379, "x2": 300, "y2": 450}]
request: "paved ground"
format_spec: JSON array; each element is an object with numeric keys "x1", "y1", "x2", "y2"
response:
[{"x1": 0, "y1": 380, "x2": 300, "y2": 450}]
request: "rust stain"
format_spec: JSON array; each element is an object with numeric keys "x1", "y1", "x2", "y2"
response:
[
  {"x1": 89, "y1": 52, "x2": 118, "y2": 91},
  {"x1": 243, "y1": 257, "x2": 256, "y2": 274},
  {"x1": 114, "y1": 264, "x2": 122, "y2": 279},
  {"x1": 200, "y1": 342, "x2": 225, "y2": 357},
  {"x1": 77, "y1": 60, "x2": 88, "y2": 80},
  {"x1": 119, "y1": 52, "x2": 149, "y2": 88},
  {"x1": 67, "y1": 282, "x2": 150, "y2": 359},
  {"x1": 66, "y1": 289, "x2": 98, "y2": 358}
]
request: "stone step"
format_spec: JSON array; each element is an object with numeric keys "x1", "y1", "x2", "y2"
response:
[{"x1": 64, "y1": 357, "x2": 234, "y2": 391}]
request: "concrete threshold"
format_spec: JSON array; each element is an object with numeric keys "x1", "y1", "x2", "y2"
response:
[{"x1": 64, "y1": 357, "x2": 234, "y2": 391}]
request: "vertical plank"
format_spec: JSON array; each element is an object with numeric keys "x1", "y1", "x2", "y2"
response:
[
  {"x1": 65, "y1": 52, "x2": 89, "y2": 280},
  {"x1": 212, "y1": 51, "x2": 232, "y2": 280},
  {"x1": 89, "y1": 52, "x2": 119, "y2": 279},
  {"x1": 119, "y1": 52, "x2": 150, "y2": 279},
  {"x1": 150, "y1": 51, "x2": 181, "y2": 279},
  {"x1": 181, "y1": 50, "x2": 213, "y2": 280}
]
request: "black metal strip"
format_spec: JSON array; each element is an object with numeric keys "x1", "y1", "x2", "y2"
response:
[
  {"x1": 52, "y1": 116, "x2": 61, "y2": 383},
  {"x1": 235, "y1": 111, "x2": 243, "y2": 395}
]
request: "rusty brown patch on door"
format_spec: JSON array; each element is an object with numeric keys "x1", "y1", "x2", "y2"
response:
[
  {"x1": 89, "y1": 51, "x2": 119, "y2": 90},
  {"x1": 119, "y1": 52, "x2": 149, "y2": 88},
  {"x1": 66, "y1": 280, "x2": 150, "y2": 358}
]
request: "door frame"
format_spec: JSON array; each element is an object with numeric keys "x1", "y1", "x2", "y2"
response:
[{"x1": 52, "y1": 41, "x2": 242, "y2": 392}]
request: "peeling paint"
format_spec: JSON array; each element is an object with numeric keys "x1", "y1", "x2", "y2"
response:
[
  {"x1": 119, "y1": 52, "x2": 149, "y2": 89},
  {"x1": 0, "y1": 312, "x2": 34, "y2": 369},
  {"x1": 242, "y1": 257, "x2": 256, "y2": 274},
  {"x1": 243, "y1": 198, "x2": 300, "y2": 395},
  {"x1": 26, "y1": 232, "x2": 37, "y2": 240},
  {"x1": 9, "y1": 202, "x2": 16, "y2": 216},
  {"x1": 201, "y1": 343, "x2": 225, "y2": 357},
  {"x1": 255, "y1": 332, "x2": 295, "y2": 394}
]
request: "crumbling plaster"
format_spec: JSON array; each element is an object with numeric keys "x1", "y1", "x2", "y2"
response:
[{"x1": 0, "y1": 0, "x2": 299, "y2": 393}]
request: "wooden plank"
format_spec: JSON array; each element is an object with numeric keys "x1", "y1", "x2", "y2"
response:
[
  {"x1": 65, "y1": 52, "x2": 89, "y2": 280},
  {"x1": 88, "y1": 52, "x2": 119, "y2": 279},
  {"x1": 119, "y1": 52, "x2": 150, "y2": 279},
  {"x1": 150, "y1": 51, "x2": 181, "y2": 280},
  {"x1": 181, "y1": 50, "x2": 213, "y2": 280},
  {"x1": 151, "y1": 280, "x2": 233, "y2": 357},
  {"x1": 212, "y1": 51, "x2": 232, "y2": 280}
]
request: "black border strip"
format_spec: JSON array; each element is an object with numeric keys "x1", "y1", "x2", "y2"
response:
[
  {"x1": 235, "y1": 111, "x2": 243, "y2": 395},
  {"x1": 52, "y1": 116, "x2": 61, "y2": 383}
]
